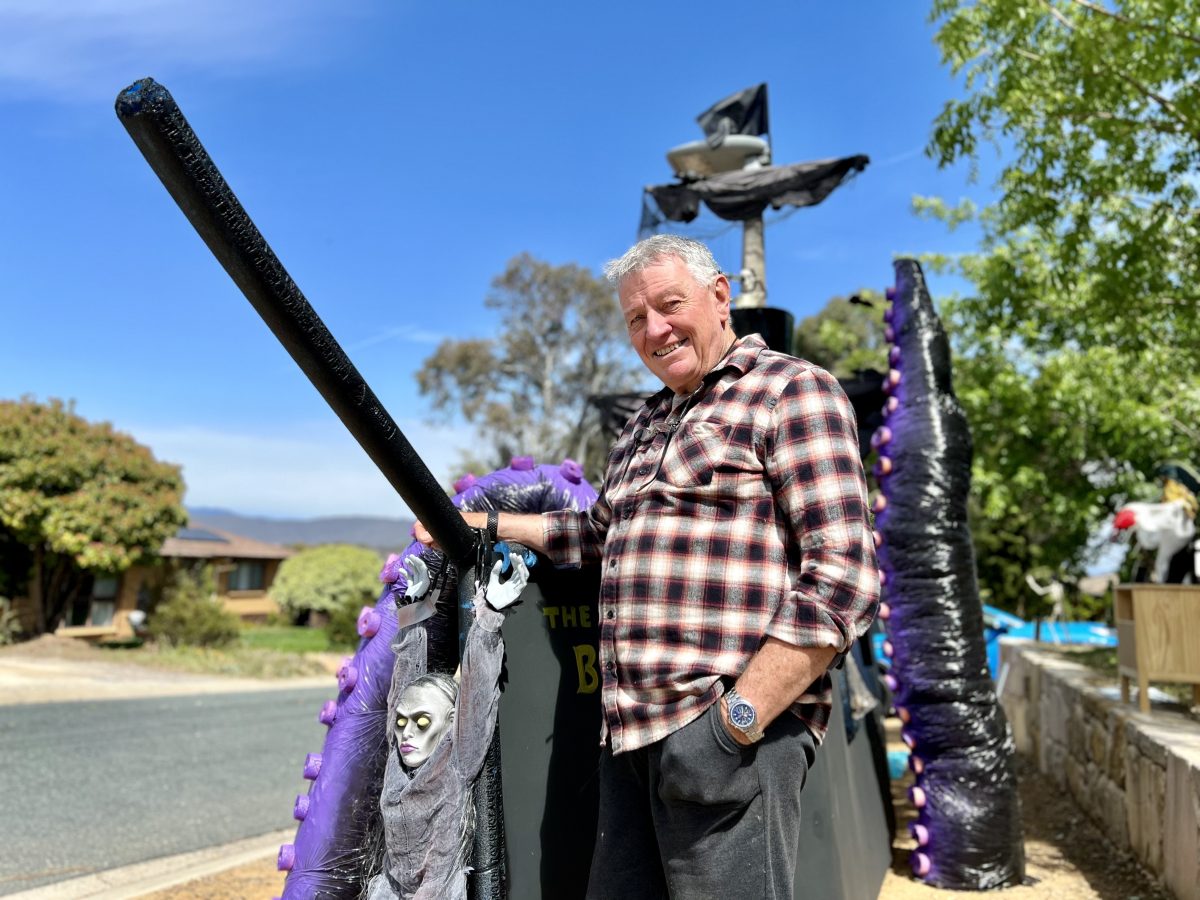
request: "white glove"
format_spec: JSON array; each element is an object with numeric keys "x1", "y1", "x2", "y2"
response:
[
  {"x1": 403, "y1": 556, "x2": 430, "y2": 600},
  {"x1": 486, "y1": 556, "x2": 529, "y2": 610}
]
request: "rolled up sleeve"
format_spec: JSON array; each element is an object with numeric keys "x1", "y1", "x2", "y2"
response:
[
  {"x1": 541, "y1": 486, "x2": 611, "y2": 569},
  {"x1": 764, "y1": 366, "x2": 880, "y2": 652}
]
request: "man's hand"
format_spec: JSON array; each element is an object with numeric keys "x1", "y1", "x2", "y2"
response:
[
  {"x1": 728, "y1": 638, "x2": 838, "y2": 737},
  {"x1": 414, "y1": 513, "x2": 487, "y2": 548}
]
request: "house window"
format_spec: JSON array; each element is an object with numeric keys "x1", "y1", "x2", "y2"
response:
[
  {"x1": 68, "y1": 575, "x2": 119, "y2": 627},
  {"x1": 228, "y1": 561, "x2": 265, "y2": 592}
]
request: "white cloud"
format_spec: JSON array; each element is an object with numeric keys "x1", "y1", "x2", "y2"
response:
[
  {"x1": 133, "y1": 417, "x2": 474, "y2": 519},
  {"x1": 0, "y1": 0, "x2": 365, "y2": 99},
  {"x1": 346, "y1": 325, "x2": 446, "y2": 353},
  {"x1": 872, "y1": 145, "x2": 927, "y2": 169}
]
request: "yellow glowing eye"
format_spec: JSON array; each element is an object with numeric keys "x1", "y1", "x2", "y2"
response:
[
  {"x1": 416, "y1": 716, "x2": 431, "y2": 730},
  {"x1": 396, "y1": 716, "x2": 408, "y2": 727}
]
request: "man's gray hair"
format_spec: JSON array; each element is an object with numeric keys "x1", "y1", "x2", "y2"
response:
[{"x1": 603, "y1": 235, "x2": 722, "y2": 289}]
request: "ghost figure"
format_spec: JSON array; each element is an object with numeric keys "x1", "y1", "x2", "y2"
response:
[{"x1": 364, "y1": 557, "x2": 525, "y2": 900}]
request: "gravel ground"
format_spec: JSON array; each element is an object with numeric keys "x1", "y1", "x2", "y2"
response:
[
  {"x1": 880, "y1": 756, "x2": 1170, "y2": 899},
  {"x1": 161, "y1": 755, "x2": 1172, "y2": 899}
]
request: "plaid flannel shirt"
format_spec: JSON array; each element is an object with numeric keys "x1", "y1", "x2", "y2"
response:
[{"x1": 542, "y1": 335, "x2": 879, "y2": 753}]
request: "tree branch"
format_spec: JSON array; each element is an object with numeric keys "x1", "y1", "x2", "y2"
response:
[
  {"x1": 1164, "y1": 408, "x2": 1200, "y2": 445},
  {"x1": 1038, "y1": 0, "x2": 1198, "y2": 136},
  {"x1": 1066, "y1": 0, "x2": 1200, "y2": 47}
]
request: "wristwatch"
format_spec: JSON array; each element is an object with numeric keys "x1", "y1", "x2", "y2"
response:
[{"x1": 723, "y1": 688, "x2": 764, "y2": 743}]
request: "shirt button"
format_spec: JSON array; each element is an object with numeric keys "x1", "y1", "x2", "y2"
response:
[
  {"x1": 605, "y1": 609, "x2": 615, "y2": 619},
  {"x1": 605, "y1": 661, "x2": 615, "y2": 672},
  {"x1": 609, "y1": 558, "x2": 617, "y2": 568}
]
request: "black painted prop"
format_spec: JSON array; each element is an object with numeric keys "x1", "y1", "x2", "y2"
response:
[
  {"x1": 873, "y1": 259, "x2": 1024, "y2": 889},
  {"x1": 115, "y1": 78, "x2": 506, "y2": 898},
  {"x1": 113, "y1": 78, "x2": 476, "y2": 567}
]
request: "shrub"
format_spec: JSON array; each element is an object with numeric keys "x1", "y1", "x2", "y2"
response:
[
  {"x1": 270, "y1": 544, "x2": 382, "y2": 619},
  {"x1": 148, "y1": 567, "x2": 240, "y2": 648},
  {"x1": 324, "y1": 597, "x2": 365, "y2": 649},
  {"x1": 0, "y1": 597, "x2": 21, "y2": 645}
]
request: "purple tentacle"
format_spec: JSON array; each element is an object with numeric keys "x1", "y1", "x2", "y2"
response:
[{"x1": 875, "y1": 260, "x2": 1024, "y2": 889}]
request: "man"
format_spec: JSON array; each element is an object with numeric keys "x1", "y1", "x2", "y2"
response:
[{"x1": 416, "y1": 234, "x2": 879, "y2": 899}]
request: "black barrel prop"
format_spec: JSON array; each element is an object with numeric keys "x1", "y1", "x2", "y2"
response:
[{"x1": 114, "y1": 77, "x2": 507, "y2": 897}]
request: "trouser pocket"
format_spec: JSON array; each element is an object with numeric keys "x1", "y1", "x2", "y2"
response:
[{"x1": 656, "y1": 703, "x2": 759, "y2": 806}]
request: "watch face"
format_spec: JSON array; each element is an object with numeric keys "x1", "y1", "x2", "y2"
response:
[{"x1": 729, "y1": 700, "x2": 756, "y2": 729}]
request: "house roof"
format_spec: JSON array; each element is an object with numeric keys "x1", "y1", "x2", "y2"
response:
[{"x1": 161, "y1": 526, "x2": 295, "y2": 561}]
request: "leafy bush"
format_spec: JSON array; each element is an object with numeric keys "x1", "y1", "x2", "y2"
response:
[
  {"x1": 0, "y1": 597, "x2": 21, "y2": 645},
  {"x1": 148, "y1": 567, "x2": 240, "y2": 648},
  {"x1": 323, "y1": 598, "x2": 365, "y2": 649},
  {"x1": 270, "y1": 544, "x2": 382, "y2": 618}
]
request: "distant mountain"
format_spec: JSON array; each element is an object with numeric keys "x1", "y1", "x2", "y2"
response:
[{"x1": 188, "y1": 507, "x2": 414, "y2": 557}]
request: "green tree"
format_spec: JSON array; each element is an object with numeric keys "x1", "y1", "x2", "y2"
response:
[
  {"x1": 416, "y1": 254, "x2": 645, "y2": 481},
  {"x1": 928, "y1": 0, "x2": 1199, "y2": 356},
  {"x1": 951, "y1": 342, "x2": 1189, "y2": 612},
  {"x1": 920, "y1": 0, "x2": 1200, "y2": 610},
  {"x1": 270, "y1": 544, "x2": 382, "y2": 620},
  {"x1": 0, "y1": 398, "x2": 186, "y2": 634},
  {"x1": 793, "y1": 291, "x2": 889, "y2": 378}
]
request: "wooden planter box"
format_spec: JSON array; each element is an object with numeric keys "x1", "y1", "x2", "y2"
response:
[{"x1": 1115, "y1": 583, "x2": 1200, "y2": 712}]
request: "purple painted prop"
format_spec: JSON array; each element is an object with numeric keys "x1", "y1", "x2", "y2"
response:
[
  {"x1": 280, "y1": 458, "x2": 597, "y2": 898},
  {"x1": 874, "y1": 260, "x2": 1024, "y2": 889}
]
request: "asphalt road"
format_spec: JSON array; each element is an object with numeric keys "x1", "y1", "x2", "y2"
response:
[{"x1": 0, "y1": 687, "x2": 331, "y2": 896}]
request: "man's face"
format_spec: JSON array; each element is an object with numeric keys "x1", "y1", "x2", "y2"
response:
[
  {"x1": 395, "y1": 681, "x2": 454, "y2": 768},
  {"x1": 619, "y1": 256, "x2": 732, "y2": 395}
]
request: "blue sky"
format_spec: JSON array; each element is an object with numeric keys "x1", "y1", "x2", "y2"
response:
[{"x1": 0, "y1": 1, "x2": 994, "y2": 519}]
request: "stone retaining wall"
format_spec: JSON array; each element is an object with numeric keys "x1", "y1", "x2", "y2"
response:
[{"x1": 999, "y1": 641, "x2": 1200, "y2": 900}]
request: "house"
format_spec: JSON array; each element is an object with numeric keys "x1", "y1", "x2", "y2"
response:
[{"x1": 55, "y1": 526, "x2": 294, "y2": 641}]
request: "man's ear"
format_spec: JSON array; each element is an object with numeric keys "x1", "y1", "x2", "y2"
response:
[{"x1": 713, "y1": 274, "x2": 732, "y2": 320}]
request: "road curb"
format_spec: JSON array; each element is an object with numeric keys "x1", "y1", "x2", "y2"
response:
[{"x1": 5, "y1": 829, "x2": 293, "y2": 899}]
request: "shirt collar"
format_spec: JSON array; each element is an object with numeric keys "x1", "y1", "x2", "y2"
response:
[{"x1": 720, "y1": 333, "x2": 768, "y2": 375}]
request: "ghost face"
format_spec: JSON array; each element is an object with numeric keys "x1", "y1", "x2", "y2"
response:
[{"x1": 395, "y1": 679, "x2": 455, "y2": 768}]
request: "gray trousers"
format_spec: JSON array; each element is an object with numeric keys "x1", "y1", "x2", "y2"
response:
[{"x1": 586, "y1": 703, "x2": 817, "y2": 900}]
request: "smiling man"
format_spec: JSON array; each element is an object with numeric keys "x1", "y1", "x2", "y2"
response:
[{"x1": 416, "y1": 234, "x2": 879, "y2": 899}]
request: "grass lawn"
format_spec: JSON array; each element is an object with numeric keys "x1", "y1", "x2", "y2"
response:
[
  {"x1": 98, "y1": 624, "x2": 356, "y2": 679},
  {"x1": 239, "y1": 624, "x2": 344, "y2": 654}
]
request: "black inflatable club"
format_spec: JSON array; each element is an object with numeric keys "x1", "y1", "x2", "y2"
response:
[{"x1": 114, "y1": 77, "x2": 506, "y2": 898}]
